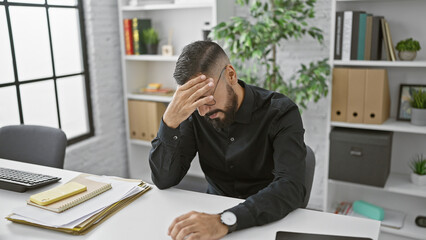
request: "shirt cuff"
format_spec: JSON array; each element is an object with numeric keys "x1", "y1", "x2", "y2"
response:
[
  {"x1": 225, "y1": 203, "x2": 256, "y2": 231},
  {"x1": 157, "y1": 118, "x2": 181, "y2": 146}
]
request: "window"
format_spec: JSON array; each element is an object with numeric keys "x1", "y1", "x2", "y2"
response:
[{"x1": 0, "y1": 0, "x2": 93, "y2": 145}]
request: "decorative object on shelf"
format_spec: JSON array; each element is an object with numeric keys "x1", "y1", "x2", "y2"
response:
[
  {"x1": 142, "y1": 28, "x2": 160, "y2": 55},
  {"x1": 410, "y1": 89, "x2": 426, "y2": 125},
  {"x1": 202, "y1": 22, "x2": 211, "y2": 41},
  {"x1": 212, "y1": 0, "x2": 330, "y2": 111},
  {"x1": 396, "y1": 38, "x2": 421, "y2": 61},
  {"x1": 409, "y1": 154, "x2": 426, "y2": 186},
  {"x1": 139, "y1": 83, "x2": 174, "y2": 96},
  {"x1": 162, "y1": 30, "x2": 174, "y2": 56},
  {"x1": 397, "y1": 84, "x2": 426, "y2": 121}
]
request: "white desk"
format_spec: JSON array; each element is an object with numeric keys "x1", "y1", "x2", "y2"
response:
[{"x1": 0, "y1": 159, "x2": 381, "y2": 240}]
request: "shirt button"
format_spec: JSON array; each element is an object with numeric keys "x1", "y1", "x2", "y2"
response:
[
  {"x1": 172, "y1": 136, "x2": 178, "y2": 140},
  {"x1": 230, "y1": 137, "x2": 235, "y2": 142}
]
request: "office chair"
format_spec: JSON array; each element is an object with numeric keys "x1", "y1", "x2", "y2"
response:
[
  {"x1": 303, "y1": 145, "x2": 316, "y2": 208},
  {"x1": 0, "y1": 125, "x2": 67, "y2": 169}
]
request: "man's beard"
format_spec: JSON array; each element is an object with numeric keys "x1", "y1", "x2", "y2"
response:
[{"x1": 204, "y1": 84, "x2": 238, "y2": 131}]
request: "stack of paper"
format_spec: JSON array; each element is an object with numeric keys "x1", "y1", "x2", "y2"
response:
[{"x1": 6, "y1": 176, "x2": 151, "y2": 235}]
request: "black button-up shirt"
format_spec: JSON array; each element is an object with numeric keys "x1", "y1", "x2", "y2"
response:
[{"x1": 149, "y1": 80, "x2": 307, "y2": 230}]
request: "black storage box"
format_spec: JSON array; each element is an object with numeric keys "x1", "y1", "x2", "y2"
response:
[{"x1": 329, "y1": 127, "x2": 393, "y2": 187}]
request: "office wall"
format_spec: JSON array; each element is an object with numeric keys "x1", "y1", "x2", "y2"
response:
[
  {"x1": 235, "y1": 0, "x2": 331, "y2": 210},
  {"x1": 64, "y1": 0, "x2": 128, "y2": 177}
]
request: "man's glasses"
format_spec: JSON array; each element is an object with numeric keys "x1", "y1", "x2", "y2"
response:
[{"x1": 204, "y1": 66, "x2": 227, "y2": 106}]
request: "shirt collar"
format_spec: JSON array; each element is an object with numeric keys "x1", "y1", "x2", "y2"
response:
[{"x1": 234, "y1": 80, "x2": 254, "y2": 124}]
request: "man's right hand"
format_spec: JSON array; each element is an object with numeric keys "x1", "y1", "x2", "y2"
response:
[{"x1": 163, "y1": 75, "x2": 214, "y2": 129}]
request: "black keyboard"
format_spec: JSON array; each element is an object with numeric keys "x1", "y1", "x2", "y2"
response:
[{"x1": 0, "y1": 167, "x2": 61, "y2": 192}]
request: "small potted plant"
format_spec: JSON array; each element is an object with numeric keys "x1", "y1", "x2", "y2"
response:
[
  {"x1": 409, "y1": 155, "x2": 426, "y2": 185},
  {"x1": 410, "y1": 89, "x2": 426, "y2": 126},
  {"x1": 142, "y1": 28, "x2": 160, "y2": 55},
  {"x1": 395, "y1": 38, "x2": 421, "y2": 61}
]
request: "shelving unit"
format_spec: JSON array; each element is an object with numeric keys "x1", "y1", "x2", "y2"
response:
[
  {"x1": 327, "y1": 1, "x2": 426, "y2": 239},
  {"x1": 117, "y1": 0, "x2": 234, "y2": 182}
]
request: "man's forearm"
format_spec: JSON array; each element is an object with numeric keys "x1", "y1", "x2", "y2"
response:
[
  {"x1": 149, "y1": 119, "x2": 196, "y2": 189},
  {"x1": 225, "y1": 178, "x2": 305, "y2": 230}
]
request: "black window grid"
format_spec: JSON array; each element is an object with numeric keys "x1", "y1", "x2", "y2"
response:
[{"x1": 0, "y1": 0, "x2": 94, "y2": 145}]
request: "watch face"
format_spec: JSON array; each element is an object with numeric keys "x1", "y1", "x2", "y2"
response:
[{"x1": 221, "y1": 211, "x2": 237, "y2": 225}]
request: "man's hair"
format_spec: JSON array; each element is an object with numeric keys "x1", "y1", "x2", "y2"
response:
[{"x1": 173, "y1": 41, "x2": 228, "y2": 85}]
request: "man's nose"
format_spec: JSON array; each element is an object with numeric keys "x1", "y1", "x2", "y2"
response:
[{"x1": 197, "y1": 105, "x2": 210, "y2": 116}]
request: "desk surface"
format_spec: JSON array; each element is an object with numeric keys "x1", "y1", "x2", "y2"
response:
[{"x1": 0, "y1": 159, "x2": 380, "y2": 240}]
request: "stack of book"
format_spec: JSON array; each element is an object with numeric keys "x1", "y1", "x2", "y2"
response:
[
  {"x1": 123, "y1": 18, "x2": 152, "y2": 55},
  {"x1": 334, "y1": 11, "x2": 396, "y2": 61},
  {"x1": 334, "y1": 201, "x2": 406, "y2": 230},
  {"x1": 6, "y1": 174, "x2": 151, "y2": 235}
]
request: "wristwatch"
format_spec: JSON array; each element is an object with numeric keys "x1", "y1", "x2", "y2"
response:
[{"x1": 220, "y1": 211, "x2": 237, "y2": 233}]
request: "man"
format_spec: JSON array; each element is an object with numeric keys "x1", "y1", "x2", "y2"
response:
[{"x1": 149, "y1": 41, "x2": 307, "y2": 240}]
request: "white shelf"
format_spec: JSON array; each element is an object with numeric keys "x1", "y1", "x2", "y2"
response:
[
  {"x1": 333, "y1": 60, "x2": 426, "y2": 68},
  {"x1": 331, "y1": 119, "x2": 426, "y2": 134},
  {"x1": 329, "y1": 173, "x2": 426, "y2": 199},
  {"x1": 127, "y1": 93, "x2": 173, "y2": 103},
  {"x1": 122, "y1": 2, "x2": 213, "y2": 11},
  {"x1": 130, "y1": 139, "x2": 152, "y2": 147},
  {"x1": 380, "y1": 214, "x2": 426, "y2": 240},
  {"x1": 385, "y1": 173, "x2": 426, "y2": 198},
  {"x1": 125, "y1": 55, "x2": 178, "y2": 62}
]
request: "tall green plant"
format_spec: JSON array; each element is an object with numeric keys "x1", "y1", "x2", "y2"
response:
[{"x1": 212, "y1": 0, "x2": 330, "y2": 110}]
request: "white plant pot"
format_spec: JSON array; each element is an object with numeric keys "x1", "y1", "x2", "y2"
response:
[
  {"x1": 411, "y1": 108, "x2": 426, "y2": 126},
  {"x1": 411, "y1": 173, "x2": 426, "y2": 186}
]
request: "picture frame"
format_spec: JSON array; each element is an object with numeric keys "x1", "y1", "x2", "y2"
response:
[{"x1": 397, "y1": 84, "x2": 426, "y2": 121}]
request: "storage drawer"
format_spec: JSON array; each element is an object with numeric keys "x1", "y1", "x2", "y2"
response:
[{"x1": 329, "y1": 127, "x2": 393, "y2": 187}]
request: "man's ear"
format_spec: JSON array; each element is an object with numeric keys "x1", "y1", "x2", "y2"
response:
[{"x1": 226, "y1": 65, "x2": 238, "y2": 85}]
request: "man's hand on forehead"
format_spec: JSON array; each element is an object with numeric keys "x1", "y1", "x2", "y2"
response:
[{"x1": 162, "y1": 74, "x2": 215, "y2": 129}]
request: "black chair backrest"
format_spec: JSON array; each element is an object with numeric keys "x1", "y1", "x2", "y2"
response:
[
  {"x1": 0, "y1": 125, "x2": 67, "y2": 169},
  {"x1": 303, "y1": 145, "x2": 316, "y2": 208}
]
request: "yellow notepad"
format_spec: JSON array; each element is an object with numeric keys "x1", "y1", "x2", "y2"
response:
[
  {"x1": 30, "y1": 182, "x2": 87, "y2": 206},
  {"x1": 27, "y1": 174, "x2": 112, "y2": 213}
]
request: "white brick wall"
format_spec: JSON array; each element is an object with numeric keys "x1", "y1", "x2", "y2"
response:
[
  {"x1": 64, "y1": 0, "x2": 128, "y2": 178},
  {"x1": 65, "y1": 0, "x2": 332, "y2": 210}
]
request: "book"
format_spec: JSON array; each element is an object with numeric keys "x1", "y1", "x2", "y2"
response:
[
  {"x1": 350, "y1": 11, "x2": 365, "y2": 60},
  {"x1": 123, "y1": 19, "x2": 134, "y2": 55},
  {"x1": 381, "y1": 18, "x2": 390, "y2": 61},
  {"x1": 334, "y1": 201, "x2": 406, "y2": 230},
  {"x1": 357, "y1": 13, "x2": 367, "y2": 60},
  {"x1": 30, "y1": 182, "x2": 87, "y2": 206},
  {"x1": 364, "y1": 15, "x2": 373, "y2": 60},
  {"x1": 334, "y1": 11, "x2": 344, "y2": 60},
  {"x1": 27, "y1": 174, "x2": 112, "y2": 213},
  {"x1": 341, "y1": 11, "x2": 353, "y2": 61},
  {"x1": 370, "y1": 16, "x2": 383, "y2": 60},
  {"x1": 132, "y1": 18, "x2": 152, "y2": 55},
  {"x1": 384, "y1": 19, "x2": 396, "y2": 61}
]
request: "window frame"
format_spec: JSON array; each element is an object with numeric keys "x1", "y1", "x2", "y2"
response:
[{"x1": 0, "y1": 0, "x2": 94, "y2": 145}]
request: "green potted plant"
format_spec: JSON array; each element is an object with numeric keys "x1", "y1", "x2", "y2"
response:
[
  {"x1": 211, "y1": 0, "x2": 330, "y2": 111},
  {"x1": 410, "y1": 89, "x2": 426, "y2": 126},
  {"x1": 142, "y1": 28, "x2": 160, "y2": 55},
  {"x1": 395, "y1": 38, "x2": 421, "y2": 61},
  {"x1": 409, "y1": 154, "x2": 426, "y2": 185}
]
